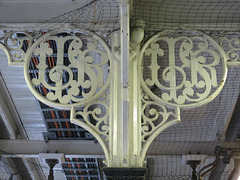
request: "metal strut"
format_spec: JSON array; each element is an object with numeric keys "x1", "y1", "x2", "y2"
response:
[
  {"x1": 198, "y1": 146, "x2": 235, "y2": 179},
  {"x1": 46, "y1": 159, "x2": 59, "y2": 180}
]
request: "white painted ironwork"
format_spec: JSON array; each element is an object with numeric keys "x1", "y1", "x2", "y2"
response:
[
  {"x1": 24, "y1": 30, "x2": 112, "y2": 109},
  {"x1": 1, "y1": 26, "x2": 240, "y2": 169},
  {"x1": 140, "y1": 30, "x2": 227, "y2": 109},
  {"x1": 24, "y1": 29, "x2": 113, "y2": 166},
  {"x1": 219, "y1": 32, "x2": 240, "y2": 66},
  {"x1": 0, "y1": 31, "x2": 42, "y2": 65}
]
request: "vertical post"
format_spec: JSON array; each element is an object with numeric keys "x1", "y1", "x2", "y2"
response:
[
  {"x1": 129, "y1": 20, "x2": 145, "y2": 167},
  {"x1": 107, "y1": 0, "x2": 131, "y2": 167},
  {"x1": 109, "y1": 31, "x2": 122, "y2": 167},
  {"x1": 46, "y1": 159, "x2": 59, "y2": 180},
  {"x1": 120, "y1": 0, "x2": 130, "y2": 166},
  {"x1": 129, "y1": 44, "x2": 142, "y2": 166}
]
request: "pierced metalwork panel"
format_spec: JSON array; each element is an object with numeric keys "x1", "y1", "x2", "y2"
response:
[
  {"x1": 73, "y1": 93, "x2": 109, "y2": 143},
  {"x1": 0, "y1": 31, "x2": 42, "y2": 65},
  {"x1": 141, "y1": 89, "x2": 179, "y2": 142},
  {"x1": 140, "y1": 30, "x2": 227, "y2": 109},
  {"x1": 25, "y1": 32, "x2": 98, "y2": 141},
  {"x1": 219, "y1": 32, "x2": 240, "y2": 65},
  {"x1": 137, "y1": 30, "x2": 234, "y2": 164},
  {"x1": 24, "y1": 30, "x2": 112, "y2": 109},
  {"x1": 2, "y1": 26, "x2": 240, "y2": 169},
  {"x1": 21, "y1": 29, "x2": 112, "y2": 165}
]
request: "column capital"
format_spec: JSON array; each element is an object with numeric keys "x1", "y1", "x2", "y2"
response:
[{"x1": 103, "y1": 167, "x2": 147, "y2": 180}]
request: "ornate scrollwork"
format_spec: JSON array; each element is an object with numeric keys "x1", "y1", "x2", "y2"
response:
[
  {"x1": 219, "y1": 32, "x2": 240, "y2": 65},
  {"x1": 141, "y1": 93, "x2": 178, "y2": 143},
  {"x1": 70, "y1": 89, "x2": 110, "y2": 165},
  {"x1": 21, "y1": 29, "x2": 112, "y2": 165},
  {"x1": 73, "y1": 99, "x2": 109, "y2": 142},
  {"x1": 24, "y1": 30, "x2": 112, "y2": 109},
  {"x1": 3, "y1": 27, "x2": 237, "y2": 168},
  {"x1": 226, "y1": 38, "x2": 240, "y2": 61},
  {"x1": 139, "y1": 89, "x2": 180, "y2": 164},
  {"x1": 140, "y1": 31, "x2": 227, "y2": 108},
  {"x1": 0, "y1": 31, "x2": 41, "y2": 65}
]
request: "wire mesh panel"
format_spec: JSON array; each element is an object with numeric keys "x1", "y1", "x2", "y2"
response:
[
  {"x1": 132, "y1": 0, "x2": 240, "y2": 179},
  {"x1": 132, "y1": 0, "x2": 240, "y2": 32},
  {"x1": 43, "y1": 0, "x2": 120, "y2": 32},
  {"x1": 0, "y1": 0, "x2": 120, "y2": 65}
]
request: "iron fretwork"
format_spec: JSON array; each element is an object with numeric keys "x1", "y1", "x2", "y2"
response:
[
  {"x1": 1, "y1": 27, "x2": 240, "y2": 171},
  {"x1": 23, "y1": 29, "x2": 113, "y2": 166}
]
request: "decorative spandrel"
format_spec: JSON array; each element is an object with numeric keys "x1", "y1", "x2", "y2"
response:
[
  {"x1": 0, "y1": 29, "x2": 114, "y2": 165},
  {"x1": 71, "y1": 90, "x2": 110, "y2": 164},
  {"x1": 141, "y1": 92, "x2": 179, "y2": 143},
  {"x1": 24, "y1": 30, "x2": 112, "y2": 109},
  {"x1": 0, "y1": 31, "x2": 41, "y2": 65},
  {"x1": 16, "y1": 29, "x2": 113, "y2": 165},
  {"x1": 1, "y1": 27, "x2": 240, "y2": 169},
  {"x1": 73, "y1": 100, "x2": 109, "y2": 141},
  {"x1": 219, "y1": 32, "x2": 240, "y2": 65},
  {"x1": 140, "y1": 88, "x2": 180, "y2": 163},
  {"x1": 136, "y1": 30, "x2": 238, "y2": 165},
  {"x1": 139, "y1": 31, "x2": 227, "y2": 109}
]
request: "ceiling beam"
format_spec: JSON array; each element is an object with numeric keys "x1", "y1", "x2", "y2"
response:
[
  {"x1": 0, "y1": 74, "x2": 16, "y2": 139},
  {"x1": 0, "y1": 140, "x2": 104, "y2": 156},
  {"x1": 2, "y1": 140, "x2": 240, "y2": 157},
  {"x1": 0, "y1": 1, "x2": 91, "y2": 23},
  {"x1": 147, "y1": 141, "x2": 240, "y2": 156},
  {"x1": 0, "y1": 74, "x2": 27, "y2": 139}
]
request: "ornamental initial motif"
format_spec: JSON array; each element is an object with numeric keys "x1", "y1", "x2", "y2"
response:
[
  {"x1": 24, "y1": 31, "x2": 112, "y2": 109},
  {"x1": 1, "y1": 29, "x2": 239, "y2": 168},
  {"x1": 140, "y1": 31, "x2": 227, "y2": 109}
]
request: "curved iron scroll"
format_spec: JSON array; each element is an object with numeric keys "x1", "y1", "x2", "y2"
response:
[
  {"x1": 136, "y1": 30, "x2": 231, "y2": 165},
  {"x1": 23, "y1": 29, "x2": 112, "y2": 166},
  {"x1": 0, "y1": 29, "x2": 239, "y2": 168}
]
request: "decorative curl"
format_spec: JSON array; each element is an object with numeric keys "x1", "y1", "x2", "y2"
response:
[
  {"x1": 24, "y1": 30, "x2": 112, "y2": 109},
  {"x1": 75, "y1": 101, "x2": 109, "y2": 142},
  {"x1": 140, "y1": 31, "x2": 226, "y2": 108},
  {"x1": 2, "y1": 31, "x2": 42, "y2": 64},
  {"x1": 141, "y1": 93, "x2": 175, "y2": 142}
]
